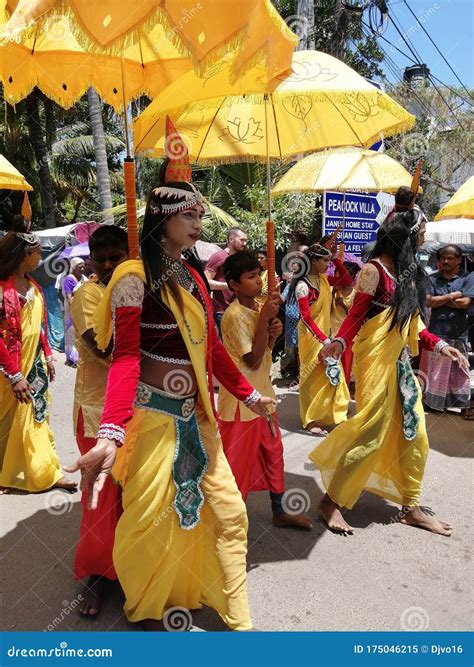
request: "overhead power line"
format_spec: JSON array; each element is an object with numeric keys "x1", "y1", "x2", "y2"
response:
[{"x1": 403, "y1": 0, "x2": 473, "y2": 100}]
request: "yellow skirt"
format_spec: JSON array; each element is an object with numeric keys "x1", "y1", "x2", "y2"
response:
[
  {"x1": 298, "y1": 325, "x2": 349, "y2": 428},
  {"x1": 0, "y1": 288, "x2": 62, "y2": 492},
  {"x1": 309, "y1": 312, "x2": 428, "y2": 509},
  {"x1": 112, "y1": 403, "x2": 251, "y2": 630}
]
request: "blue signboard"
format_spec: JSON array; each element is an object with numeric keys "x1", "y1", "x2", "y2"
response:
[{"x1": 323, "y1": 190, "x2": 394, "y2": 256}]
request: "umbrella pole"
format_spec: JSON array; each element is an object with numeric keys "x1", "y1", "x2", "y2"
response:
[
  {"x1": 121, "y1": 52, "x2": 139, "y2": 259},
  {"x1": 264, "y1": 95, "x2": 276, "y2": 293}
]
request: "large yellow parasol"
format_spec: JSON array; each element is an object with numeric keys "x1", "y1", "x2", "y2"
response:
[
  {"x1": 0, "y1": 0, "x2": 297, "y2": 256},
  {"x1": 0, "y1": 0, "x2": 296, "y2": 110},
  {"x1": 271, "y1": 147, "x2": 418, "y2": 196},
  {"x1": 0, "y1": 153, "x2": 33, "y2": 190},
  {"x1": 133, "y1": 50, "x2": 415, "y2": 287},
  {"x1": 434, "y1": 175, "x2": 474, "y2": 220},
  {"x1": 134, "y1": 50, "x2": 415, "y2": 162}
]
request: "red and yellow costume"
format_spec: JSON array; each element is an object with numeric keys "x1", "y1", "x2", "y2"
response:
[
  {"x1": 310, "y1": 259, "x2": 446, "y2": 509},
  {"x1": 71, "y1": 280, "x2": 121, "y2": 581},
  {"x1": 0, "y1": 275, "x2": 62, "y2": 491},
  {"x1": 93, "y1": 259, "x2": 258, "y2": 629},
  {"x1": 296, "y1": 259, "x2": 351, "y2": 428},
  {"x1": 218, "y1": 299, "x2": 284, "y2": 501}
]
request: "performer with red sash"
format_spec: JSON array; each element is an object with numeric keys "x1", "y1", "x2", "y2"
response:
[
  {"x1": 315, "y1": 211, "x2": 467, "y2": 536},
  {"x1": 0, "y1": 217, "x2": 77, "y2": 493},
  {"x1": 65, "y1": 118, "x2": 276, "y2": 631}
]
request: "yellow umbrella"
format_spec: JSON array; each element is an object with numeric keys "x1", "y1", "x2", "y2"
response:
[
  {"x1": 434, "y1": 175, "x2": 474, "y2": 220},
  {"x1": 0, "y1": 0, "x2": 297, "y2": 111},
  {"x1": 133, "y1": 50, "x2": 415, "y2": 286},
  {"x1": 0, "y1": 0, "x2": 296, "y2": 257},
  {"x1": 271, "y1": 147, "x2": 419, "y2": 196},
  {"x1": 134, "y1": 50, "x2": 415, "y2": 161},
  {"x1": 0, "y1": 153, "x2": 33, "y2": 190}
]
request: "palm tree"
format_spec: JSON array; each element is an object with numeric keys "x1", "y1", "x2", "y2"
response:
[
  {"x1": 25, "y1": 89, "x2": 57, "y2": 227},
  {"x1": 87, "y1": 87, "x2": 114, "y2": 223}
]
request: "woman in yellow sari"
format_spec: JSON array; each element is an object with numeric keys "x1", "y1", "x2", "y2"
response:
[
  {"x1": 65, "y1": 123, "x2": 275, "y2": 631},
  {"x1": 315, "y1": 211, "x2": 468, "y2": 536},
  {"x1": 288, "y1": 244, "x2": 351, "y2": 436},
  {"x1": 0, "y1": 219, "x2": 76, "y2": 493}
]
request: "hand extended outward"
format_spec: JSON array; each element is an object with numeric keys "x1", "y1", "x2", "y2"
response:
[
  {"x1": 64, "y1": 438, "x2": 117, "y2": 510},
  {"x1": 440, "y1": 345, "x2": 469, "y2": 369}
]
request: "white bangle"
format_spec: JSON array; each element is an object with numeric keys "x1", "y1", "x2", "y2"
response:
[
  {"x1": 434, "y1": 340, "x2": 449, "y2": 354},
  {"x1": 5, "y1": 371, "x2": 24, "y2": 385},
  {"x1": 96, "y1": 423, "x2": 125, "y2": 445},
  {"x1": 243, "y1": 389, "x2": 262, "y2": 407},
  {"x1": 323, "y1": 338, "x2": 331, "y2": 346}
]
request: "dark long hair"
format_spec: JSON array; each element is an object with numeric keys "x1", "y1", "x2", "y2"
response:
[
  {"x1": 369, "y1": 210, "x2": 428, "y2": 331},
  {"x1": 0, "y1": 216, "x2": 39, "y2": 280},
  {"x1": 141, "y1": 183, "x2": 209, "y2": 312},
  {"x1": 287, "y1": 243, "x2": 331, "y2": 304}
]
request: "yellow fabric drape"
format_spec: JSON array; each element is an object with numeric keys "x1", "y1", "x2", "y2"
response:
[
  {"x1": 0, "y1": 287, "x2": 61, "y2": 491},
  {"x1": 309, "y1": 310, "x2": 428, "y2": 509},
  {"x1": 298, "y1": 275, "x2": 349, "y2": 428},
  {"x1": 93, "y1": 261, "x2": 251, "y2": 630}
]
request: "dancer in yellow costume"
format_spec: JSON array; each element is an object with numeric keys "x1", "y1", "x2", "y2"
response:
[
  {"x1": 287, "y1": 244, "x2": 351, "y2": 436},
  {"x1": 315, "y1": 211, "x2": 468, "y2": 536},
  {"x1": 66, "y1": 119, "x2": 275, "y2": 631},
  {"x1": 0, "y1": 217, "x2": 76, "y2": 493}
]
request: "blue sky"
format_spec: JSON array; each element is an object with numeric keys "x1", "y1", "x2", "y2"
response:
[{"x1": 367, "y1": 0, "x2": 473, "y2": 91}]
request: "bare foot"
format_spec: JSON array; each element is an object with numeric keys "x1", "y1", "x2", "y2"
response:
[
  {"x1": 79, "y1": 575, "x2": 105, "y2": 616},
  {"x1": 399, "y1": 506, "x2": 452, "y2": 537},
  {"x1": 320, "y1": 494, "x2": 353, "y2": 534},
  {"x1": 52, "y1": 476, "x2": 77, "y2": 491},
  {"x1": 306, "y1": 422, "x2": 328, "y2": 437}
]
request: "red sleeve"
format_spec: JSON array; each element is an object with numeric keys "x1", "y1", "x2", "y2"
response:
[
  {"x1": 297, "y1": 294, "x2": 328, "y2": 343},
  {"x1": 336, "y1": 291, "x2": 373, "y2": 346},
  {"x1": 328, "y1": 259, "x2": 352, "y2": 288},
  {"x1": 419, "y1": 328, "x2": 440, "y2": 351},
  {"x1": 0, "y1": 338, "x2": 19, "y2": 376},
  {"x1": 209, "y1": 324, "x2": 255, "y2": 401},
  {"x1": 40, "y1": 329, "x2": 52, "y2": 359},
  {"x1": 99, "y1": 306, "x2": 141, "y2": 441}
]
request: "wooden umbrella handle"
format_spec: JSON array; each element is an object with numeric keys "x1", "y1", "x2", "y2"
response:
[
  {"x1": 124, "y1": 158, "x2": 139, "y2": 259},
  {"x1": 266, "y1": 220, "x2": 276, "y2": 293}
]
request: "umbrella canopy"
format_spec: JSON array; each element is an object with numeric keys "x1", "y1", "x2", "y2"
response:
[
  {"x1": 134, "y1": 50, "x2": 415, "y2": 161},
  {"x1": 426, "y1": 218, "x2": 474, "y2": 239},
  {"x1": 271, "y1": 147, "x2": 418, "y2": 196},
  {"x1": 58, "y1": 241, "x2": 90, "y2": 259},
  {"x1": 0, "y1": 0, "x2": 296, "y2": 111},
  {"x1": 434, "y1": 176, "x2": 474, "y2": 220},
  {"x1": 0, "y1": 153, "x2": 33, "y2": 190}
]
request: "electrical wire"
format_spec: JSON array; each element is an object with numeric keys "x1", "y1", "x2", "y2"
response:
[
  {"x1": 403, "y1": 0, "x2": 473, "y2": 100},
  {"x1": 363, "y1": 20, "x2": 473, "y2": 107}
]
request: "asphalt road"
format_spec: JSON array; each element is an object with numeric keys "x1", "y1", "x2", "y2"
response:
[{"x1": 1, "y1": 353, "x2": 472, "y2": 632}]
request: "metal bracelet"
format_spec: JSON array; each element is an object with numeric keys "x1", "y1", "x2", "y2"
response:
[
  {"x1": 96, "y1": 423, "x2": 125, "y2": 445},
  {"x1": 332, "y1": 337, "x2": 347, "y2": 353},
  {"x1": 434, "y1": 340, "x2": 449, "y2": 354},
  {"x1": 243, "y1": 389, "x2": 262, "y2": 407},
  {"x1": 6, "y1": 371, "x2": 24, "y2": 385}
]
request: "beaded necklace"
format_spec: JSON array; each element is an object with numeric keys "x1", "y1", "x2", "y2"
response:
[{"x1": 161, "y1": 253, "x2": 207, "y2": 346}]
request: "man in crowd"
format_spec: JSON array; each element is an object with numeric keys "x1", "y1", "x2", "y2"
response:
[{"x1": 205, "y1": 226, "x2": 247, "y2": 335}]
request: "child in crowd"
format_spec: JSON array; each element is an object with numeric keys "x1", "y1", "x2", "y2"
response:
[{"x1": 218, "y1": 250, "x2": 312, "y2": 530}]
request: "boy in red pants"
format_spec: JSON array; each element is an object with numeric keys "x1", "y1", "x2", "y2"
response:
[{"x1": 219, "y1": 250, "x2": 312, "y2": 529}]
